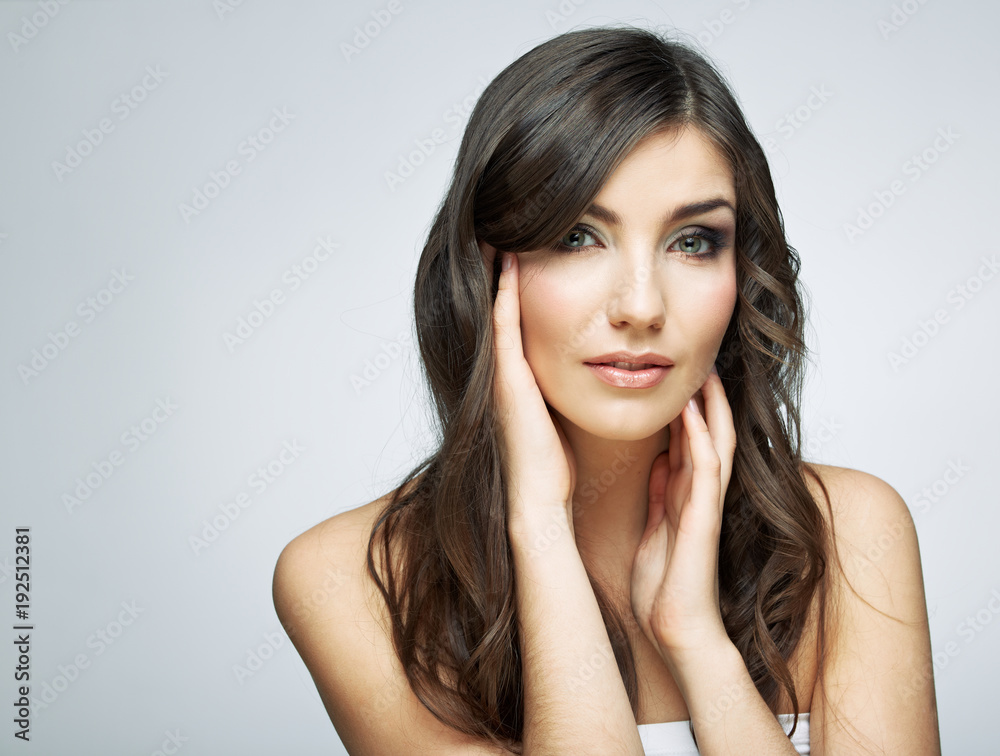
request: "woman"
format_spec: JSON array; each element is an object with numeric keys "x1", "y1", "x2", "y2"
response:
[{"x1": 273, "y1": 26, "x2": 940, "y2": 755}]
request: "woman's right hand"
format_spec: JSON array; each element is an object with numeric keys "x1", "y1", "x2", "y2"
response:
[{"x1": 488, "y1": 247, "x2": 577, "y2": 541}]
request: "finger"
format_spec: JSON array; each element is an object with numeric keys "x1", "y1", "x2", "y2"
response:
[
  {"x1": 551, "y1": 408, "x2": 577, "y2": 506},
  {"x1": 492, "y1": 252, "x2": 531, "y2": 412},
  {"x1": 642, "y1": 451, "x2": 669, "y2": 540},
  {"x1": 700, "y1": 367, "x2": 737, "y2": 495},
  {"x1": 677, "y1": 402, "x2": 692, "y2": 474},
  {"x1": 493, "y1": 251, "x2": 521, "y2": 357},
  {"x1": 662, "y1": 400, "x2": 723, "y2": 589},
  {"x1": 664, "y1": 414, "x2": 691, "y2": 532},
  {"x1": 681, "y1": 398, "x2": 723, "y2": 528},
  {"x1": 667, "y1": 415, "x2": 683, "y2": 474}
]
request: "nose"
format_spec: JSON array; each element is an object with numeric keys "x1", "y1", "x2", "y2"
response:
[{"x1": 605, "y1": 254, "x2": 666, "y2": 330}]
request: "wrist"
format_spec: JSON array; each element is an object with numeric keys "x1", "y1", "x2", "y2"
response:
[
  {"x1": 663, "y1": 640, "x2": 758, "y2": 732},
  {"x1": 663, "y1": 639, "x2": 742, "y2": 704},
  {"x1": 654, "y1": 627, "x2": 737, "y2": 676},
  {"x1": 507, "y1": 506, "x2": 575, "y2": 554}
]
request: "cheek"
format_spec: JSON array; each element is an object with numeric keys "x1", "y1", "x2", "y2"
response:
[
  {"x1": 675, "y1": 269, "x2": 737, "y2": 349},
  {"x1": 706, "y1": 272, "x2": 737, "y2": 333},
  {"x1": 517, "y1": 261, "x2": 736, "y2": 373},
  {"x1": 518, "y1": 264, "x2": 597, "y2": 368}
]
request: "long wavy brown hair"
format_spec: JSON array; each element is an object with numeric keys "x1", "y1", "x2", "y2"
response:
[{"x1": 366, "y1": 25, "x2": 837, "y2": 753}]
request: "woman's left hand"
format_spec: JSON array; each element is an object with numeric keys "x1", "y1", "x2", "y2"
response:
[{"x1": 629, "y1": 366, "x2": 737, "y2": 661}]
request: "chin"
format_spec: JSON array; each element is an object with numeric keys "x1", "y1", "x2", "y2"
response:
[{"x1": 552, "y1": 401, "x2": 674, "y2": 442}]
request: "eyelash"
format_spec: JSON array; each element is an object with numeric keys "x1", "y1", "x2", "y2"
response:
[{"x1": 552, "y1": 223, "x2": 728, "y2": 259}]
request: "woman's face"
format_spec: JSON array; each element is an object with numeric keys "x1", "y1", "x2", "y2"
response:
[{"x1": 501, "y1": 126, "x2": 738, "y2": 441}]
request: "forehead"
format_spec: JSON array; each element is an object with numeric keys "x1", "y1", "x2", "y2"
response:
[{"x1": 594, "y1": 127, "x2": 734, "y2": 211}]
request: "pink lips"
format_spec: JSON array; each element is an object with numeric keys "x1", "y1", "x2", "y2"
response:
[
  {"x1": 585, "y1": 363, "x2": 671, "y2": 388},
  {"x1": 583, "y1": 352, "x2": 674, "y2": 389}
]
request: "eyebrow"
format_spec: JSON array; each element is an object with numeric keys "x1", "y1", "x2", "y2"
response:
[{"x1": 582, "y1": 197, "x2": 736, "y2": 228}]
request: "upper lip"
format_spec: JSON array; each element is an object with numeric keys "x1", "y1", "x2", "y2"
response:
[{"x1": 584, "y1": 351, "x2": 674, "y2": 367}]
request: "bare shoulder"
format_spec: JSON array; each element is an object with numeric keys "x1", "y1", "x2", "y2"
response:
[
  {"x1": 272, "y1": 495, "x2": 385, "y2": 649},
  {"x1": 799, "y1": 462, "x2": 920, "y2": 581},
  {"x1": 799, "y1": 461, "x2": 925, "y2": 608},
  {"x1": 798, "y1": 463, "x2": 939, "y2": 751},
  {"x1": 272, "y1": 481, "x2": 513, "y2": 755}
]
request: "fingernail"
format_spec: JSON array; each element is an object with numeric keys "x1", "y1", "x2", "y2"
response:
[
  {"x1": 502, "y1": 252, "x2": 512, "y2": 271},
  {"x1": 687, "y1": 398, "x2": 698, "y2": 415},
  {"x1": 710, "y1": 363, "x2": 718, "y2": 375}
]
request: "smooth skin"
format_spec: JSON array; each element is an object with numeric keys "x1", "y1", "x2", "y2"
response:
[
  {"x1": 485, "y1": 126, "x2": 939, "y2": 753},
  {"x1": 630, "y1": 366, "x2": 735, "y2": 660},
  {"x1": 491, "y1": 247, "x2": 737, "y2": 658},
  {"x1": 491, "y1": 256, "x2": 938, "y2": 754},
  {"x1": 272, "y1": 127, "x2": 940, "y2": 754},
  {"x1": 493, "y1": 243, "x2": 798, "y2": 753}
]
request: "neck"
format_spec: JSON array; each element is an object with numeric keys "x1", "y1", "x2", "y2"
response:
[{"x1": 560, "y1": 416, "x2": 671, "y2": 586}]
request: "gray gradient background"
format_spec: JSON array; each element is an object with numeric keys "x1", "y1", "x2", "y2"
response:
[{"x1": 1, "y1": 0, "x2": 997, "y2": 754}]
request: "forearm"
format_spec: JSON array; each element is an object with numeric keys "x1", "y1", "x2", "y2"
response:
[
  {"x1": 510, "y1": 507, "x2": 644, "y2": 755},
  {"x1": 662, "y1": 638, "x2": 798, "y2": 756}
]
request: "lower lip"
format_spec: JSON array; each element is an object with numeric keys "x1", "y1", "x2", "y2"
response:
[{"x1": 585, "y1": 363, "x2": 671, "y2": 389}]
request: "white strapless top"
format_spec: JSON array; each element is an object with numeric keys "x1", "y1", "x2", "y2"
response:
[{"x1": 638, "y1": 712, "x2": 809, "y2": 755}]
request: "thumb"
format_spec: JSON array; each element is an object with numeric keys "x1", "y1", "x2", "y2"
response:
[{"x1": 493, "y1": 252, "x2": 522, "y2": 358}]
